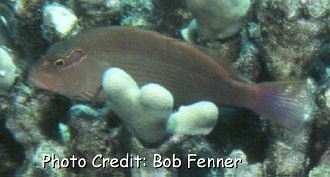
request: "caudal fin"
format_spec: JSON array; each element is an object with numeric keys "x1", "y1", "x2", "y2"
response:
[{"x1": 251, "y1": 80, "x2": 314, "y2": 131}]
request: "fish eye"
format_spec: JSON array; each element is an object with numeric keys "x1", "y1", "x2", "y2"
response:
[{"x1": 54, "y1": 58, "x2": 65, "y2": 66}]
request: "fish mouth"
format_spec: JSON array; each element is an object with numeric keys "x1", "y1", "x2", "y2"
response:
[{"x1": 29, "y1": 69, "x2": 62, "y2": 92}]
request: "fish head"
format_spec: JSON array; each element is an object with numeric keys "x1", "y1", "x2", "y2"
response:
[{"x1": 30, "y1": 41, "x2": 91, "y2": 100}]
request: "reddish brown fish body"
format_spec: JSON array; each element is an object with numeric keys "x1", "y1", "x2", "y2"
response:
[
  {"x1": 31, "y1": 26, "x2": 254, "y2": 106},
  {"x1": 30, "y1": 26, "x2": 313, "y2": 130}
]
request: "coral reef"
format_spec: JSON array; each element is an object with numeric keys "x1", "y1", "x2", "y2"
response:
[
  {"x1": 71, "y1": 0, "x2": 156, "y2": 29},
  {"x1": 102, "y1": 68, "x2": 174, "y2": 146},
  {"x1": 255, "y1": 0, "x2": 327, "y2": 175},
  {"x1": 263, "y1": 80, "x2": 315, "y2": 176},
  {"x1": 119, "y1": 0, "x2": 157, "y2": 28},
  {"x1": 42, "y1": 3, "x2": 80, "y2": 42},
  {"x1": 0, "y1": 0, "x2": 329, "y2": 176},
  {"x1": 185, "y1": 0, "x2": 251, "y2": 40},
  {"x1": 4, "y1": 83, "x2": 70, "y2": 175},
  {"x1": 0, "y1": 46, "x2": 19, "y2": 93},
  {"x1": 12, "y1": 0, "x2": 47, "y2": 59},
  {"x1": 309, "y1": 164, "x2": 330, "y2": 177},
  {"x1": 167, "y1": 101, "x2": 218, "y2": 135},
  {"x1": 257, "y1": 0, "x2": 328, "y2": 80},
  {"x1": 103, "y1": 68, "x2": 218, "y2": 146},
  {"x1": 224, "y1": 150, "x2": 263, "y2": 177}
]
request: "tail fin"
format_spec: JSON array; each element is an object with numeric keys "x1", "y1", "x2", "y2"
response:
[{"x1": 250, "y1": 80, "x2": 314, "y2": 131}]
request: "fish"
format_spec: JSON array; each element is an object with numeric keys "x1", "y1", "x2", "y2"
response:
[{"x1": 30, "y1": 26, "x2": 314, "y2": 130}]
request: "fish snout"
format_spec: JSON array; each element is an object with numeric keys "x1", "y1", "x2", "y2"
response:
[{"x1": 29, "y1": 68, "x2": 62, "y2": 92}]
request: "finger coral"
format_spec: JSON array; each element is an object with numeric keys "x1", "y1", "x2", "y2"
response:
[
  {"x1": 185, "y1": 0, "x2": 251, "y2": 40},
  {"x1": 0, "y1": 46, "x2": 18, "y2": 93},
  {"x1": 102, "y1": 68, "x2": 218, "y2": 147},
  {"x1": 167, "y1": 101, "x2": 218, "y2": 135},
  {"x1": 42, "y1": 3, "x2": 80, "y2": 42}
]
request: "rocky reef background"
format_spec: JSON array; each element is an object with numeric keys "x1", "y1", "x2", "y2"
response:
[{"x1": 0, "y1": 0, "x2": 329, "y2": 176}]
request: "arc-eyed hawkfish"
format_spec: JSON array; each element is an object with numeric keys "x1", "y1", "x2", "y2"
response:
[{"x1": 30, "y1": 26, "x2": 314, "y2": 130}]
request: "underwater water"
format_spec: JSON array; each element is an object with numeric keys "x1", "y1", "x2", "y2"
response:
[{"x1": 0, "y1": 0, "x2": 330, "y2": 176}]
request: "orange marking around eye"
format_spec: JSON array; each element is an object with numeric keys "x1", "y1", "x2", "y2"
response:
[
  {"x1": 60, "y1": 48, "x2": 87, "y2": 70},
  {"x1": 67, "y1": 48, "x2": 87, "y2": 63}
]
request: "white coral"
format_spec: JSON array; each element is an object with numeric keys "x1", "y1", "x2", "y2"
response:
[
  {"x1": 102, "y1": 68, "x2": 218, "y2": 146},
  {"x1": 0, "y1": 46, "x2": 18, "y2": 93},
  {"x1": 185, "y1": 0, "x2": 251, "y2": 40},
  {"x1": 42, "y1": 3, "x2": 79, "y2": 41}
]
